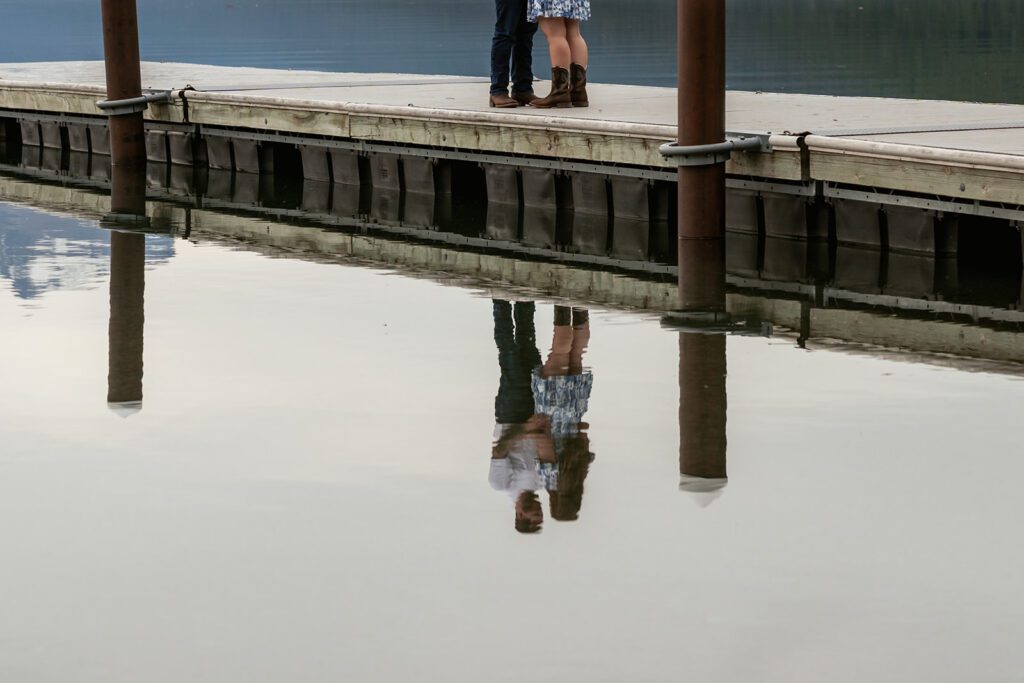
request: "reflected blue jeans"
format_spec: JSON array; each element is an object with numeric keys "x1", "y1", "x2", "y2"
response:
[
  {"x1": 493, "y1": 300, "x2": 541, "y2": 424},
  {"x1": 491, "y1": 0, "x2": 538, "y2": 96}
]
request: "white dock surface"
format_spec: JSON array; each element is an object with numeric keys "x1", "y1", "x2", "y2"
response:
[{"x1": 1, "y1": 61, "x2": 1023, "y2": 151}]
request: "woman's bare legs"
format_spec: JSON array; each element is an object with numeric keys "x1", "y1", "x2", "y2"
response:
[
  {"x1": 533, "y1": 18, "x2": 573, "y2": 108},
  {"x1": 565, "y1": 20, "x2": 588, "y2": 68},
  {"x1": 568, "y1": 309, "x2": 590, "y2": 375},
  {"x1": 542, "y1": 306, "x2": 591, "y2": 377},
  {"x1": 538, "y1": 17, "x2": 571, "y2": 69},
  {"x1": 542, "y1": 326, "x2": 575, "y2": 377}
]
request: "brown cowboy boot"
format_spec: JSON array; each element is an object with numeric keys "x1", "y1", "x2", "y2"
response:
[
  {"x1": 530, "y1": 67, "x2": 571, "y2": 109},
  {"x1": 489, "y1": 91, "x2": 519, "y2": 108},
  {"x1": 512, "y1": 90, "x2": 538, "y2": 106},
  {"x1": 570, "y1": 63, "x2": 589, "y2": 108}
]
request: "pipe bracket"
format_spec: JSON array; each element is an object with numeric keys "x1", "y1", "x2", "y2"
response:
[
  {"x1": 96, "y1": 91, "x2": 174, "y2": 116},
  {"x1": 659, "y1": 134, "x2": 772, "y2": 167}
]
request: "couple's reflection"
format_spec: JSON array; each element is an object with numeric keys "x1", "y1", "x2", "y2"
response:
[{"x1": 489, "y1": 301, "x2": 594, "y2": 534}]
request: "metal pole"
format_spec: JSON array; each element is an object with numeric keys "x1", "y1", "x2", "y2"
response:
[
  {"x1": 677, "y1": 237, "x2": 726, "y2": 313},
  {"x1": 101, "y1": 0, "x2": 146, "y2": 216},
  {"x1": 677, "y1": 0, "x2": 726, "y2": 290}
]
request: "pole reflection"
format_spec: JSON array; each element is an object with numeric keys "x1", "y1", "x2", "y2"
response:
[
  {"x1": 678, "y1": 331, "x2": 727, "y2": 502},
  {"x1": 676, "y1": 238, "x2": 729, "y2": 503},
  {"x1": 107, "y1": 230, "x2": 145, "y2": 415},
  {"x1": 104, "y1": 113, "x2": 148, "y2": 415}
]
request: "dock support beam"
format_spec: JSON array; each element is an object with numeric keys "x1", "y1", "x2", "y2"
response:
[
  {"x1": 101, "y1": 0, "x2": 148, "y2": 415},
  {"x1": 101, "y1": 0, "x2": 146, "y2": 216},
  {"x1": 676, "y1": 0, "x2": 726, "y2": 285}
]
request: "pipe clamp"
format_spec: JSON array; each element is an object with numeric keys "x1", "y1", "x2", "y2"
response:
[
  {"x1": 659, "y1": 134, "x2": 772, "y2": 167},
  {"x1": 96, "y1": 90, "x2": 174, "y2": 116}
]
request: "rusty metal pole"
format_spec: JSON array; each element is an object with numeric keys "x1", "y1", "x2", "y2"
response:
[
  {"x1": 101, "y1": 0, "x2": 147, "y2": 216},
  {"x1": 101, "y1": 0, "x2": 147, "y2": 411},
  {"x1": 675, "y1": 0, "x2": 728, "y2": 490},
  {"x1": 677, "y1": 0, "x2": 726, "y2": 302}
]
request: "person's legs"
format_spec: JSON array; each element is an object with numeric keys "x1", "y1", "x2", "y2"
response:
[
  {"x1": 565, "y1": 19, "x2": 589, "y2": 107},
  {"x1": 513, "y1": 301, "x2": 542, "y2": 370},
  {"x1": 491, "y1": 0, "x2": 517, "y2": 94},
  {"x1": 511, "y1": 1, "x2": 539, "y2": 96},
  {"x1": 568, "y1": 308, "x2": 590, "y2": 374},
  {"x1": 542, "y1": 305, "x2": 575, "y2": 377},
  {"x1": 531, "y1": 18, "x2": 572, "y2": 108},
  {"x1": 490, "y1": 0, "x2": 519, "y2": 105},
  {"x1": 565, "y1": 19, "x2": 588, "y2": 67},
  {"x1": 495, "y1": 300, "x2": 539, "y2": 424},
  {"x1": 539, "y1": 17, "x2": 571, "y2": 69},
  {"x1": 493, "y1": 299, "x2": 514, "y2": 348}
]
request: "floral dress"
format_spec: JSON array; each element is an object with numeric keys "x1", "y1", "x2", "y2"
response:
[{"x1": 527, "y1": 0, "x2": 591, "y2": 22}]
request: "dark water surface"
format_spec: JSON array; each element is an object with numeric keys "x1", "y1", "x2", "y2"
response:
[
  {"x1": 2, "y1": 0, "x2": 1023, "y2": 102},
  {"x1": 2, "y1": 198, "x2": 1024, "y2": 681}
]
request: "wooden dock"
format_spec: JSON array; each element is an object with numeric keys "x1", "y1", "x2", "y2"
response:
[
  {"x1": 2, "y1": 60, "x2": 1023, "y2": 283},
  {"x1": 2, "y1": 61, "x2": 1024, "y2": 202}
]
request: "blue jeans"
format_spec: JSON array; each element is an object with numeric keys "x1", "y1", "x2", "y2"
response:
[{"x1": 491, "y1": 0, "x2": 538, "y2": 96}]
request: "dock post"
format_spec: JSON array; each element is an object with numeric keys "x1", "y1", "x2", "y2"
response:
[
  {"x1": 100, "y1": 0, "x2": 146, "y2": 217},
  {"x1": 676, "y1": 0, "x2": 726, "y2": 298},
  {"x1": 100, "y1": 0, "x2": 148, "y2": 414}
]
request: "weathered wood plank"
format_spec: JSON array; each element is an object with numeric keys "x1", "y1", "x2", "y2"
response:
[
  {"x1": 812, "y1": 152, "x2": 1024, "y2": 205},
  {"x1": 184, "y1": 101, "x2": 349, "y2": 137}
]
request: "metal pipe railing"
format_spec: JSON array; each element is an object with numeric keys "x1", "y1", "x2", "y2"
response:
[
  {"x1": 96, "y1": 90, "x2": 173, "y2": 116},
  {"x1": 659, "y1": 135, "x2": 770, "y2": 167}
]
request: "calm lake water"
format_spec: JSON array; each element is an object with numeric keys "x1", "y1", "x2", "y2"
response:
[
  {"x1": 1, "y1": 0, "x2": 1023, "y2": 102},
  {"x1": 2, "y1": 195, "x2": 1024, "y2": 680},
  {"x1": 3, "y1": 1, "x2": 1024, "y2": 679}
]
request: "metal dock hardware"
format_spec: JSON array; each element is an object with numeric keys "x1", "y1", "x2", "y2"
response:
[
  {"x1": 96, "y1": 90, "x2": 174, "y2": 116},
  {"x1": 659, "y1": 134, "x2": 772, "y2": 167}
]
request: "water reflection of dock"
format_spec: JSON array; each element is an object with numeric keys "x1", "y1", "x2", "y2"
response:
[{"x1": 2, "y1": 171, "x2": 1024, "y2": 370}]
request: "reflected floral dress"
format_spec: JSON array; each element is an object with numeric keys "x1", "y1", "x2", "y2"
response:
[{"x1": 527, "y1": 0, "x2": 591, "y2": 22}]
